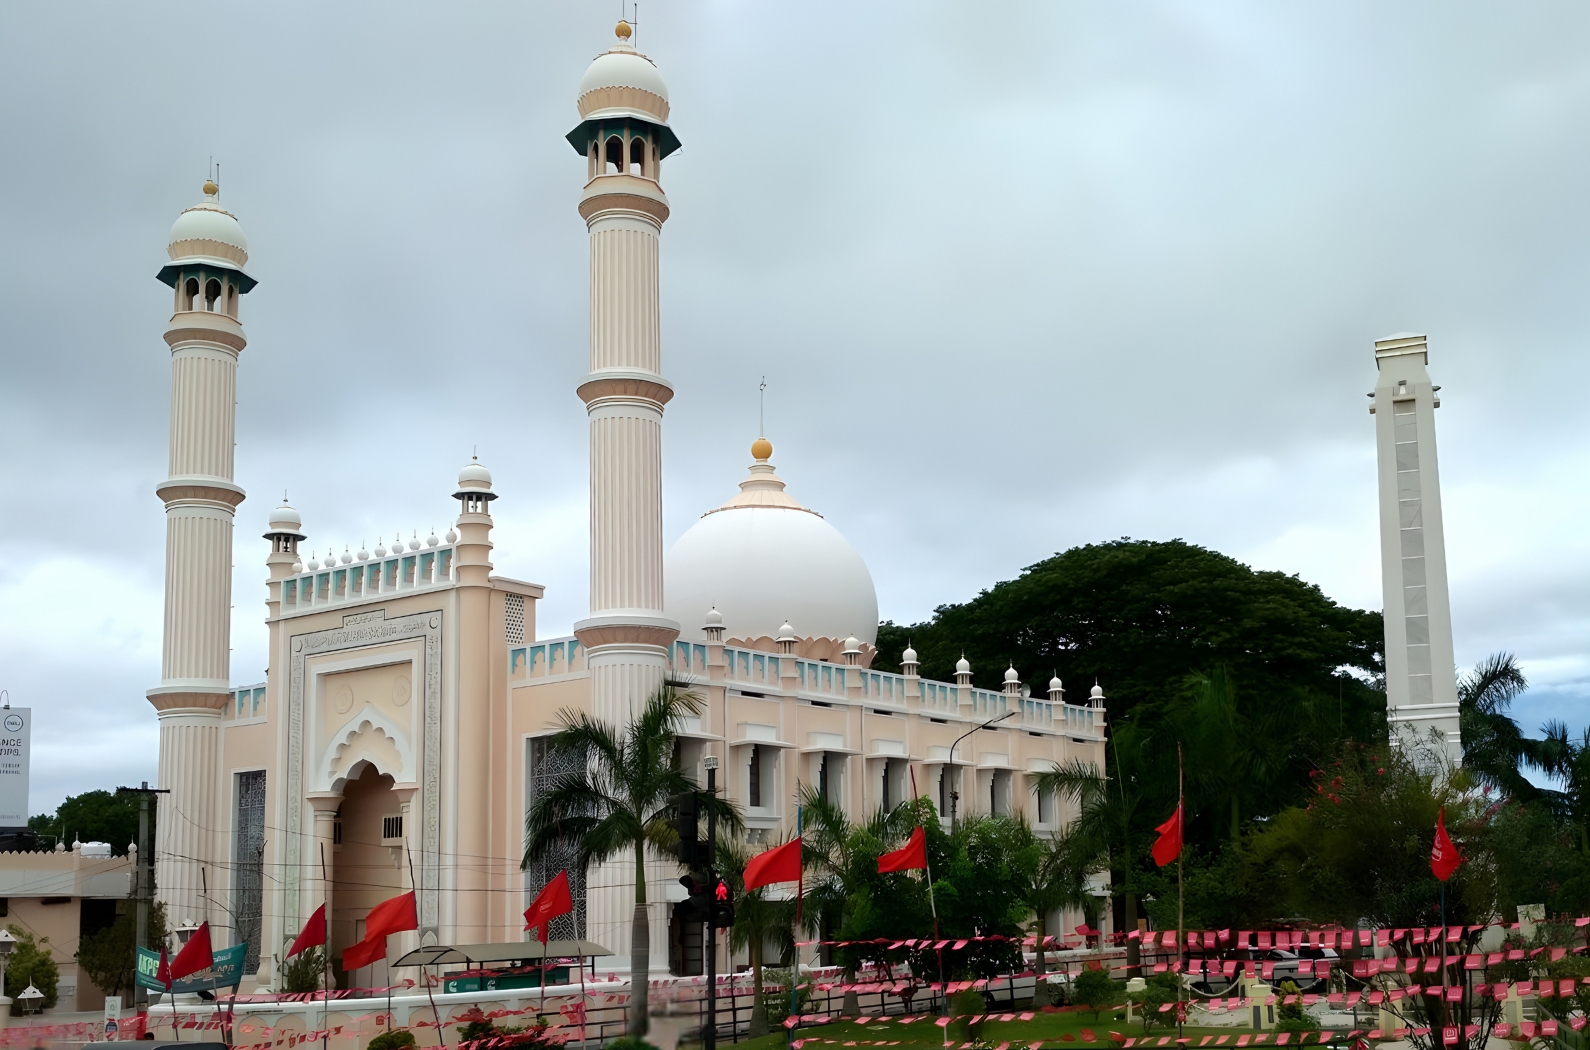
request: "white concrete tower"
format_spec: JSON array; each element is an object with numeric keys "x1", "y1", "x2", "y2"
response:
[
  {"x1": 1371, "y1": 333, "x2": 1461, "y2": 766},
  {"x1": 148, "y1": 180, "x2": 257, "y2": 925},
  {"x1": 566, "y1": 20, "x2": 683, "y2": 985}
]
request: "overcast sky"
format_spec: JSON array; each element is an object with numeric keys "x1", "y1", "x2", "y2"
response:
[{"x1": 2, "y1": 2, "x2": 1587, "y2": 816}]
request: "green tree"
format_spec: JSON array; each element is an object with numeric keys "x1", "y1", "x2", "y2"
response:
[
  {"x1": 28, "y1": 790, "x2": 145, "y2": 853},
  {"x1": 1032, "y1": 723, "x2": 1161, "y2": 975},
  {"x1": 6, "y1": 926, "x2": 59, "y2": 1009},
  {"x1": 1458, "y1": 653, "x2": 1545, "y2": 799},
  {"x1": 715, "y1": 836, "x2": 798, "y2": 1037},
  {"x1": 521, "y1": 684, "x2": 739, "y2": 1036},
  {"x1": 76, "y1": 901, "x2": 169, "y2": 999}
]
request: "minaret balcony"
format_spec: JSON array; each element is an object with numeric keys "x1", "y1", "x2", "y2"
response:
[{"x1": 579, "y1": 173, "x2": 670, "y2": 224}]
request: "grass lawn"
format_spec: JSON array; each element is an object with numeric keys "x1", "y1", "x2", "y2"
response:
[{"x1": 683, "y1": 1011, "x2": 1261, "y2": 1050}]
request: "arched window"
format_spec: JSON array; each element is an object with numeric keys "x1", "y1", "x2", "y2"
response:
[
  {"x1": 203, "y1": 278, "x2": 221, "y2": 311},
  {"x1": 629, "y1": 137, "x2": 645, "y2": 176},
  {"x1": 605, "y1": 136, "x2": 623, "y2": 174},
  {"x1": 183, "y1": 277, "x2": 199, "y2": 312}
]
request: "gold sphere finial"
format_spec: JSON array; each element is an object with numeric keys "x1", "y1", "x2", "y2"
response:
[
  {"x1": 751, "y1": 437, "x2": 773, "y2": 461},
  {"x1": 615, "y1": 20, "x2": 632, "y2": 40},
  {"x1": 202, "y1": 179, "x2": 219, "y2": 196}
]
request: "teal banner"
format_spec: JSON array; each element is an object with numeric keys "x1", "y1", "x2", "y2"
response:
[{"x1": 135, "y1": 944, "x2": 249, "y2": 993}]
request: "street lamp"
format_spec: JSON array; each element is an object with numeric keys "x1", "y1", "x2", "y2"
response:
[
  {"x1": 0, "y1": 928, "x2": 15, "y2": 1015},
  {"x1": 946, "y1": 711, "x2": 1014, "y2": 823}
]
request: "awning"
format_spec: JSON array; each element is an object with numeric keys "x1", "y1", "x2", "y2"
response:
[{"x1": 391, "y1": 940, "x2": 612, "y2": 968}]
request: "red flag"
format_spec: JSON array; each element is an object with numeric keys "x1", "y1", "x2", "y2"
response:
[
  {"x1": 341, "y1": 934, "x2": 389, "y2": 972},
  {"x1": 522, "y1": 871, "x2": 574, "y2": 944},
  {"x1": 286, "y1": 904, "x2": 327, "y2": 958},
  {"x1": 1431, "y1": 808, "x2": 1462, "y2": 882},
  {"x1": 342, "y1": 891, "x2": 418, "y2": 971},
  {"x1": 1151, "y1": 804, "x2": 1183, "y2": 867},
  {"x1": 156, "y1": 946, "x2": 173, "y2": 991},
  {"x1": 168, "y1": 922, "x2": 214, "y2": 982},
  {"x1": 744, "y1": 838, "x2": 803, "y2": 890},
  {"x1": 877, "y1": 827, "x2": 927, "y2": 873}
]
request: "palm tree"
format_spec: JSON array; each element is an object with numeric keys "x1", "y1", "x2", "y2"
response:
[
  {"x1": 1459, "y1": 652, "x2": 1545, "y2": 798},
  {"x1": 1173, "y1": 667, "x2": 1287, "y2": 845},
  {"x1": 716, "y1": 836, "x2": 800, "y2": 1037},
  {"x1": 1031, "y1": 722, "x2": 1158, "y2": 976},
  {"x1": 522, "y1": 683, "x2": 739, "y2": 1035},
  {"x1": 1005, "y1": 817, "x2": 1079, "y2": 1006}
]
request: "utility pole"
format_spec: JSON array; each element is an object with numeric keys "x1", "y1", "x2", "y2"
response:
[{"x1": 118, "y1": 782, "x2": 169, "y2": 1016}]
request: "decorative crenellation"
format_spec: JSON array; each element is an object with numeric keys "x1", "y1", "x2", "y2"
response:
[{"x1": 280, "y1": 536, "x2": 457, "y2": 613}]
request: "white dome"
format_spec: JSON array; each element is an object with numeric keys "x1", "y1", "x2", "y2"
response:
[
  {"x1": 1049, "y1": 674, "x2": 1064, "y2": 692},
  {"x1": 705, "y1": 607, "x2": 724, "y2": 627},
  {"x1": 458, "y1": 460, "x2": 492, "y2": 487},
  {"x1": 1004, "y1": 665, "x2": 1020, "y2": 684},
  {"x1": 666, "y1": 443, "x2": 877, "y2": 647},
  {"x1": 579, "y1": 46, "x2": 669, "y2": 104},
  {"x1": 955, "y1": 655, "x2": 971, "y2": 675},
  {"x1": 1090, "y1": 683, "x2": 1106, "y2": 700},
  {"x1": 169, "y1": 202, "x2": 249, "y2": 257},
  {"x1": 902, "y1": 645, "x2": 918, "y2": 664}
]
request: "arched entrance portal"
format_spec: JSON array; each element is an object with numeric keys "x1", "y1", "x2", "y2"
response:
[{"x1": 332, "y1": 765, "x2": 405, "y2": 989}]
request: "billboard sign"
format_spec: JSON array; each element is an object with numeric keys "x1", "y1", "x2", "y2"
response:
[
  {"x1": 0, "y1": 709, "x2": 30, "y2": 828},
  {"x1": 135, "y1": 944, "x2": 250, "y2": 993}
]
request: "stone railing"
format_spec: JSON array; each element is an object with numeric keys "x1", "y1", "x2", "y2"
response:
[{"x1": 281, "y1": 542, "x2": 456, "y2": 612}]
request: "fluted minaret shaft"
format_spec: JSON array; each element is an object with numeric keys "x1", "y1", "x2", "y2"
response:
[{"x1": 148, "y1": 183, "x2": 254, "y2": 929}]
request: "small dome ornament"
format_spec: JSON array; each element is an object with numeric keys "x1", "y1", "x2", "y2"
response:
[
  {"x1": 340, "y1": 546, "x2": 353, "y2": 565},
  {"x1": 445, "y1": 527, "x2": 458, "y2": 544},
  {"x1": 778, "y1": 621, "x2": 795, "y2": 642},
  {"x1": 751, "y1": 436, "x2": 773, "y2": 461},
  {"x1": 1050, "y1": 674, "x2": 1064, "y2": 692},
  {"x1": 291, "y1": 558, "x2": 304, "y2": 574},
  {"x1": 1090, "y1": 681, "x2": 1105, "y2": 701},
  {"x1": 426, "y1": 529, "x2": 439, "y2": 547},
  {"x1": 615, "y1": 19, "x2": 632, "y2": 40},
  {"x1": 1004, "y1": 665, "x2": 1020, "y2": 684},
  {"x1": 202, "y1": 179, "x2": 219, "y2": 196},
  {"x1": 357, "y1": 543, "x2": 370, "y2": 562},
  {"x1": 955, "y1": 655, "x2": 971, "y2": 675},
  {"x1": 374, "y1": 537, "x2": 386, "y2": 558},
  {"x1": 704, "y1": 607, "x2": 724, "y2": 628},
  {"x1": 409, "y1": 532, "x2": 421, "y2": 551}
]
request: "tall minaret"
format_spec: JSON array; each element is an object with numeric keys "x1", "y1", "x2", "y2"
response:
[
  {"x1": 1371, "y1": 333, "x2": 1461, "y2": 767},
  {"x1": 147, "y1": 180, "x2": 256, "y2": 926},
  {"x1": 567, "y1": 20, "x2": 683, "y2": 998}
]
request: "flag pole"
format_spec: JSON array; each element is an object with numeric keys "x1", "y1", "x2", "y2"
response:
[
  {"x1": 790, "y1": 796, "x2": 803, "y2": 1050},
  {"x1": 908, "y1": 765, "x2": 946, "y2": 1019},
  {"x1": 406, "y1": 845, "x2": 445, "y2": 1049},
  {"x1": 1176, "y1": 742, "x2": 1184, "y2": 1044},
  {"x1": 321, "y1": 842, "x2": 331, "y2": 1050}
]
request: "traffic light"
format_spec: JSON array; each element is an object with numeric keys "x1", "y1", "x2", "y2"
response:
[
  {"x1": 710, "y1": 878, "x2": 735, "y2": 929},
  {"x1": 673, "y1": 872, "x2": 714, "y2": 924},
  {"x1": 668, "y1": 790, "x2": 704, "y2": 868}
]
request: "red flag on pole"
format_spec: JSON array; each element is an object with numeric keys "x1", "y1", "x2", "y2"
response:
[
  {"x1": 877, "y1": 827, "x2": 927, "y2": 873},
  {"x1": 1151, "y1": 804, "x2": 1183, "y2": 867},
  {"x1": 286, "y1": 904, "x2": 327, "y2": 958},
  {"x1": 156, "y1": 946, "x2": 173, "y2": 991},
  {"x1": 744, "y1": 838, "x2": 803, "y2": 890},
  {"x1": 168, "y1": 922, "x2": 214, "y2": 982},
  {"x1": 341, "y1": 891, "x2": 418, "y2": 971},
  {"x1": 1431, "y1": 808, "x2": 1462, "y2": 882},
  {"x1": 522, "y1": 871, "x2": 574, "y2": 944}
]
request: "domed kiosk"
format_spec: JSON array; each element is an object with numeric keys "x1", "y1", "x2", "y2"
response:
[{"x1": 665, "y1": 439, "x2": 878, "y2": 663}]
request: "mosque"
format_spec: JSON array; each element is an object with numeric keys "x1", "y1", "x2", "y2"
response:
[{"x1": 143, "y1": 22, "x2": 1109, "y2": 988}]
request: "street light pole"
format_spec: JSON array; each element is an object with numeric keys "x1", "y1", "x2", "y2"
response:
[{"x1": 946, "y1": 712, "x2": 1014, "y2": 823}]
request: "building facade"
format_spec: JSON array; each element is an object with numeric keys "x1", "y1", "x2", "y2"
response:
[{"x1": 146, "y1": 23, "x2": 1109, "y2": 989}]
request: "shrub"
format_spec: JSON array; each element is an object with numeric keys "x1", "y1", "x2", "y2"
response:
[
  {"x1": 603, "y1": 1038, "x2": 660, "y2": 1050},
  {"x1": 1272, "y1": 980, "x2": 1319, "y2": 1035},
  {"x1": 367, "y1": 1032, "x2": 417, "y2": 1050},
  {"x1": 1128, "y1": 973, "x2": 1180, "y2": 1033},
  {"x1": 762, "y1": 967, "x2": 812, "y2": 1026},
  {"x1": 278, "y1": 943, "x2": 326, "y2": 994},
  {"x1": 1073, "y1": 967, "x2": 1116, "y2": 1020}
]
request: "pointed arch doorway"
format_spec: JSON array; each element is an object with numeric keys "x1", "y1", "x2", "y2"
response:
[{"x1": 331, "y1": 764, "x2": 406, "y2": 989}]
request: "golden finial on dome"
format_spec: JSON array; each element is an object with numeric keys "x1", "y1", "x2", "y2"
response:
[
  {"x1": 615, "y1": 19, "x2": 632, "y2": 40},
  {"x1": 202, "y1": 179, "x2": 219, "y2": 196},
  {"x1": 751, "y1": 437, "x2": 773, "y2": 461}
]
